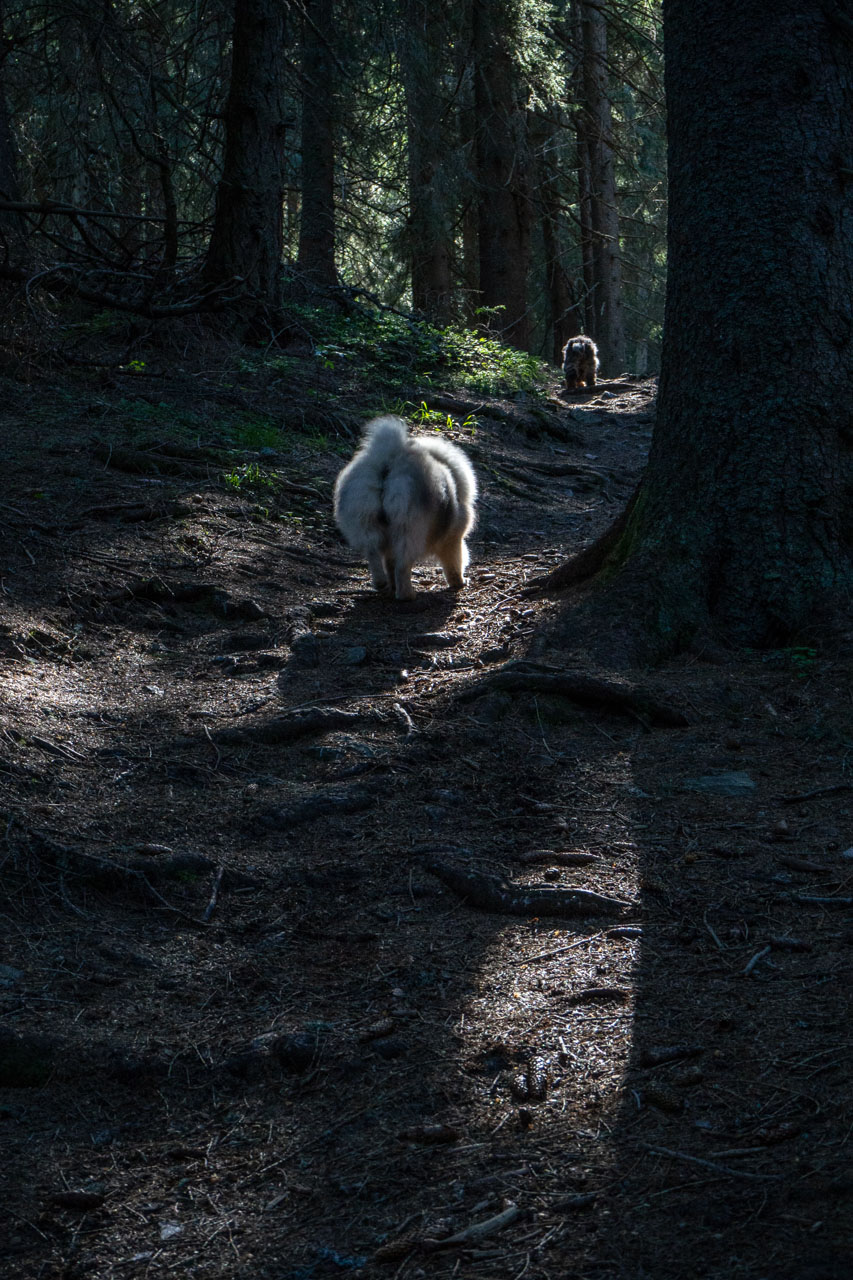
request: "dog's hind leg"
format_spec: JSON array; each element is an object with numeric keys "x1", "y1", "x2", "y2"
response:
[
  {"x1": 436, "y1": 533, "x2": 467, "y2": 589},
  {"x1": 394, "y1": 560, "x2": 414, "y2": 600},
  {"x1": 367, "y1": 548, "x2": 390, "y2": 590}
]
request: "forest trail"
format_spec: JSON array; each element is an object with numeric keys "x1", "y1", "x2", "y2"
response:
[{"x1": 0, "y1": 372, "x2": 850, "y2": 1280}]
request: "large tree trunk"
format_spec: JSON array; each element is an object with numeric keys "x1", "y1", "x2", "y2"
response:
[
  {"x1": 578, "y1": 0, "x2": 626, "y2": 374},
  {"x1": 472, "y1": 0, "x2": 531, "y2": 351},
  {"x1": 544, "y1": 0, "x2": 853, "y2": 655},
  {"x1": 401, "y1": 0, "x2": 454, "y2": 323},
  {"x1": 204, "y1": 0, "x2": 287, "y2": 309},
  {"x1": 297, "y1": 0, "x2": 338, "y2": 289}
]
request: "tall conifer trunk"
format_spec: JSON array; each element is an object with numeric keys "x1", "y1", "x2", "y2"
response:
[
  {"x1": 297, "y1": 0, "x2": 338, "y2": 289},
  {"x1": 203, "y1": 0, "x2": 287, "y2": 310},
  {"x1": 578, "y1": 0, "x2": 625, "y2": 374},
  {"x1": 401, "y1": 0, "x2": 453, "y2": 322},
  {"x1": 472, "y1": 0, "x2": 531, "y2": 351}
]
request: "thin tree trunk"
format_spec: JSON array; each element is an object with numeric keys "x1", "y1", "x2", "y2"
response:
[
  {"x1": 472, "y1": 0, "x2": 531, "y2": 351},
  {"x1": 533, "y1": 115, "x2": 575, "y2": 364},
  {"x1": 571, "y1": 1, "x2": 595, "y2": 337},
  {"x1": 0, "y1": 0, "x2": 24, "y2": 251},
  {"x1": 204, "y1": 0, "x2": 287, "y2": 310},
  {"x1": 575, "y1": 115, "x2": 596, "y2": 336},
  {"x1": 297, "y1": 0, "x2": 338, "y2": 289},
  {"x1": 461, "y1": 196, "x2": 479, "y2": 323}
]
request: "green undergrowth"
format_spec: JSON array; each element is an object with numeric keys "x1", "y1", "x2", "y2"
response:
[
  {"x1": 284, "y1": 305, "x2": 549, "y2": 398},
  {"x1": 30, "y1": 302, "x2": 551, "y2": 462}
]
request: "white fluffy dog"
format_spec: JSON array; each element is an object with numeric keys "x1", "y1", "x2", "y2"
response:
[{"x1": 334, "y1": 415, "x2": 477, "y2": 600}]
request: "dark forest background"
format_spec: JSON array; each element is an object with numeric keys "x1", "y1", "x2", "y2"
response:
[{"x1": 0, "y1": 0, "x2": 664, "y2": 377}]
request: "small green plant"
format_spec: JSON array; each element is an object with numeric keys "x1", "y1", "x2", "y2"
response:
[
  {"x1": 788, "y1": 645, "x2": 818, "y2": 677},
  {"x1": 760, "y1": 644, "x2": 820, "y2": 677},
  {"x1": 410, "y1": 401, "x2": 455, "y2": 431},
  {"x1": 223, "y1": 462, "x2": 277, "y2": 492},
  {"x1": 235, "y1": 353, "x2": 298, "y2": 378}
]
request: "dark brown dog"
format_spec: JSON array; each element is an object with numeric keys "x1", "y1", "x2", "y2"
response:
[{"x1": 562, "y1": 335, "x2": 600, "y2": 389}]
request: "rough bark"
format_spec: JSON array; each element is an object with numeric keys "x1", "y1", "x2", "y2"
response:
[
  {"x1": 571, "y1": 2, "x2": 596, "y2": 337},
  {"x1": 546, "y1": 0, "x2": 853, "y2": 657},
  {"x1": 401, "y1": 0, "x2": 454, "y2": 323},
  {"x1": 533, "y1": 114, "x2": 576, "y2": 364},
  {"x1": 578, "y1": 0, "x2": 626, "y2": 374},
  {"x1": 297, "y1": 0, "x2": 339, "y2": 289},
  {"x1": 203, "y1": 0, "x2": 287, "y2": 309},
  {"x1": 472, "y1": 0, "x2": 531, "y2": 350},
  {"x1": 0, "y1": 1, "x2": 24, "y2": 250}
]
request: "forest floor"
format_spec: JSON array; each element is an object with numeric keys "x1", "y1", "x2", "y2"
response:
[{"x1": 0, "y1": 337, "x2": 851, "y2": 1280}]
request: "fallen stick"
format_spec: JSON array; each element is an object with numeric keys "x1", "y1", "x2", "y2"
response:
[
  {"x1": 424, "y1": 858, "x2": 634, "y2": 918},
  {"x1": 515, "y1": 850, "x2": 600, "y2": 867},
  {"x1": 423, "y1": 1202, "x2": 521, "y2": 1250},
  {"x1": 743, "y1": 945, "x2": 771, "y2": 976},
  {"x1": 779, "y1": 783, "x2": 853, "y2": 804},
  {"x1": 202, "y1": 866, "x2": 225, "y2": 923},
  {"x1": 641, "y1": 1143, "x2": 779, "y2": 1181}
]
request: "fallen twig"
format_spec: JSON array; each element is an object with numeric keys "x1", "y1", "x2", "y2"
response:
[
  {"x1": 777, "y1": 855, "x2": 832, "y2": 874},
  {"x1": 641, "y1": 1142, "x2": 780, "y2": 1181},
  {"x1": 779, "y1": 783, "x2": 853, "y2": 804},
  {"x1": 423, "y1": 1201, "x2": 522, "y2": 1249},
  {"x1": 515, "y1": 849, "x2": 600, "y2": 867},
  {"x1": 511, "y1": 932, "x2": 605, "y2": 965},
  {"x1": 768, "y1": 935, "x2": 812, "y2": 952},
  {"x1": 202, "y1": 866, "x2": 225, "y2": 923},
  {"x1": 567, "y1": 986, "x2": 630, "y2": 1004},
  {"x1": 795, "y1": 894, "x2": 853, "y2": 908},
  {"x1": 743, "y1": 945, "x2": 771, "y2": 976}
]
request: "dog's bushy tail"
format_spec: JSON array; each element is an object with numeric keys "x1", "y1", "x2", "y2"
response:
[{"x1": 361, "y1": 415, "x2": 409, "y2": 463}]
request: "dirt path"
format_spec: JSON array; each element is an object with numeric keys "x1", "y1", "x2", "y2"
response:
[{"x1": 0, "y1": 376, "x2": 850, "y2": 1280}]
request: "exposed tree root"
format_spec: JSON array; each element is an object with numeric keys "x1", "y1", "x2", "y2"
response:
[
  {"x1": 524, "y1": 482, "x2": 641, "y2": 594},
  {"x1": 213, "y1": 707, "x2": 373, "y2": 746},
  {"x1": 100, "y1": 577, "x2": 265, "y2": 621},
  {"x1": 255, "y1": 784, "x2": 376, "y2": 831},
  {"x1": 458, "y1": 664, "x2": 688, "y2": 727},
  {"x1": 15, "y1": 826, "x2": 258, "y2": 919},
  {"x1": 415, "y1": 391, "x2": 582, "y2": 443},
  {"x1": 423, "y1": 857, "x2": 635, "y2": 918},
  {"x1": 90, "y1": 439, "x2": 220, "y2": 476}
]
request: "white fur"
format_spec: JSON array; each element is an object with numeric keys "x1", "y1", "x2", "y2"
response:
[{"x1": 334, "y1": 416, "x2": 478, "y2": 600}]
